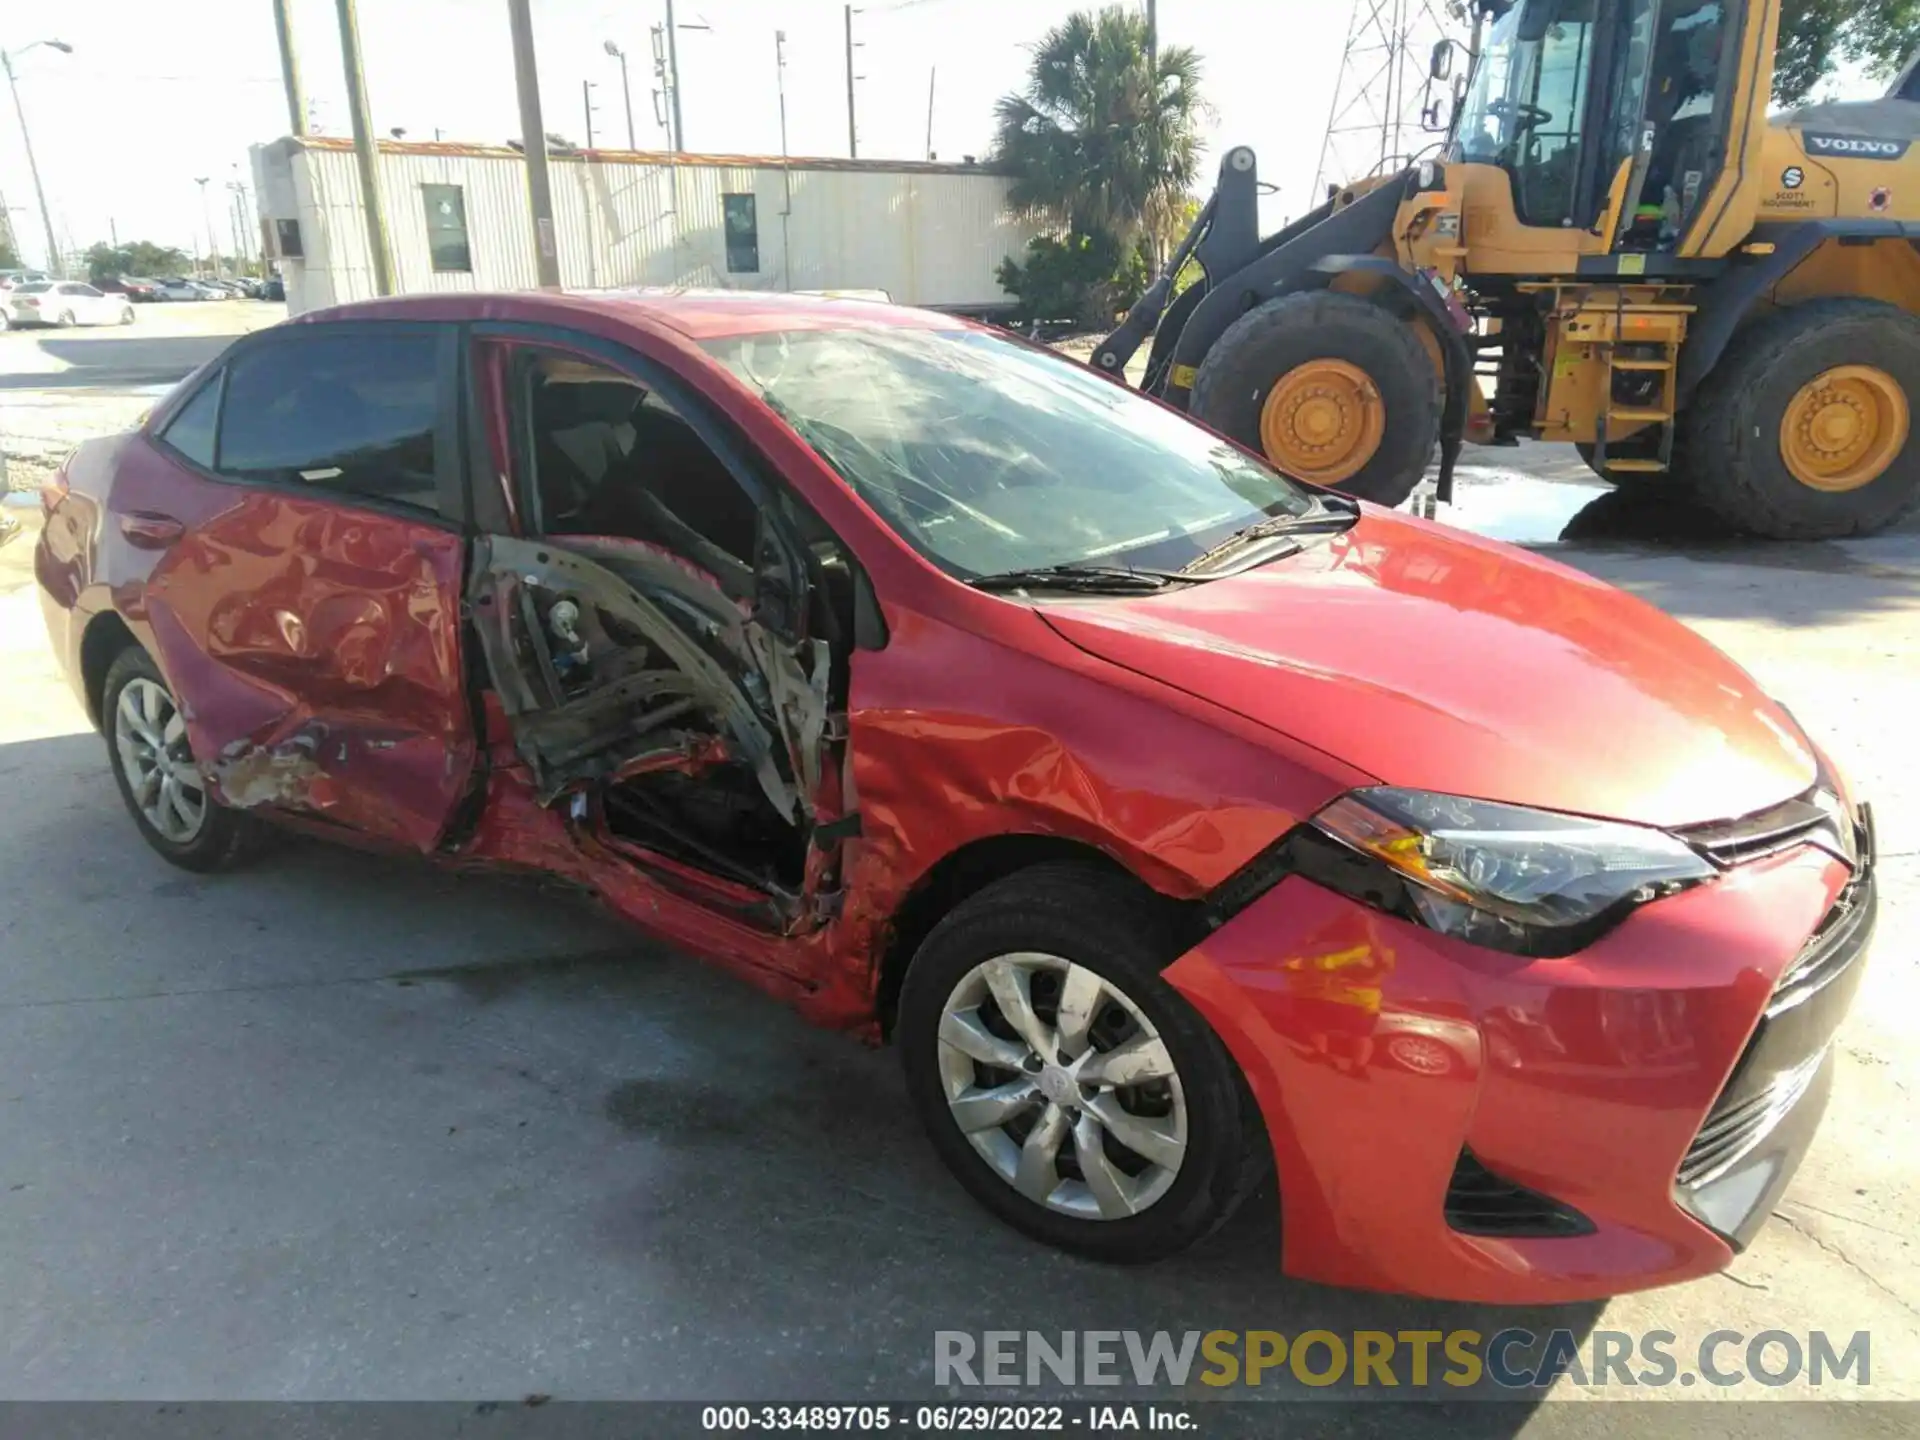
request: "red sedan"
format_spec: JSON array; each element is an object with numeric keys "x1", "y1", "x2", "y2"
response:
[{"x1": 34, "y1": 291, "x2": 1874, "y2": 1302}]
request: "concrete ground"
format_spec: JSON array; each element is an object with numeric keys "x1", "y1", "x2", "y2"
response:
[{"x1": 1, "y1": 311, "x2": 1917, "y2": 1423}]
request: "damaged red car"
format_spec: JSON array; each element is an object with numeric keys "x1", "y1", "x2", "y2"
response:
[{"x1": 36, "y1": 291, "x2": 1875, "y2": 1302}]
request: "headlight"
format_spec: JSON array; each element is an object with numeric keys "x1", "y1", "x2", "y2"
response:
[{"x1": 1305, "y1": 787, "x2": 1716, "y2": 956}]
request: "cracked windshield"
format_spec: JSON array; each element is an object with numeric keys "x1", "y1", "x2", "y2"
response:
[{"x1": 703, "y1": 327, "x2": 1316, "y2": 578}]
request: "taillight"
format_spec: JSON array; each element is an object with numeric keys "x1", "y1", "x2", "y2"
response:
[{"x1": 18, "y1": 297, "x2": 39, "y2": 308}]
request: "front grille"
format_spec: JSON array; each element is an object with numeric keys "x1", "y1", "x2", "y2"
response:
[
  {"x1": 1771, "y1": 870, "x2": 1874, "y2": 1016},
  {"x1": 1678, "y1": 860, "x2": 1876, "y2": 1193},
  {"x1": 1677, "y1": 1051, "x2": 1825, "y2": 1186},
  {"x1": 1675, "y1": 787, "x2": 1845, "y2": 867},
  {"x1": 1444, "y1": 1150, "x2": 1593, "y2": 1238}
]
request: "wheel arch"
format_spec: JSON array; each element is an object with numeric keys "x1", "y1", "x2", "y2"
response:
[
  {"x1": 871, "y1": 832, "x2": 1204, "y2": 1039},
  {"x1": 1678, "y1": 221, "x2": 1920, "y2": 405},
  {"x1": 80, "y1": 610, "x2": 141, "y2": 729}
]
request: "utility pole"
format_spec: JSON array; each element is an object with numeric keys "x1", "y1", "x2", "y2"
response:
[
  {"x1": 1146, "y1": 0, "x2": 1157, "y2": 74},
  {"x1": 195, "y1": 177, "x2": 217, "y2": 276},
  {"x1": 925, "y1": 67, "x2": 936, "y2": 161},
  {"x1": 2, "y1": 40, "x2": 72, "y2": 279},
  {"x1": 507, "y1": 0, "x2": 562, "y2": 289},
  {"x1": 664, "y1": 0, "x2": 685, "y2": 152},
  {"x1": 273, "y1": 0, "x2": 308, "y2": 136},
  {"x1": 605, "y1": 40, "x2": 637, "y2": 149},
  {"x1": 109, "y1": 215, "x2": 120, "y2": 248},
  {"x1": 335, "y1": 0, "x2": 394, "y2": 295},
  {"x1": 582, "y1": 80, "x2": 597, "y2": 149},
  {"x1": 844, "y1": 6, "x2": 859, "y2": 159}
]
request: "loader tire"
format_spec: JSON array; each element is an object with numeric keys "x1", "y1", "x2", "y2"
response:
[
  {"x1": 1190, "y1": 290, "x2": 1438, "y2": 506},
  {"x1": 1683, "y1": 298, "x2": 1920, "y2": 539}
]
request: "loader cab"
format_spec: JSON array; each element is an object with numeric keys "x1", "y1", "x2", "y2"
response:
[{"x1": 1449, "y1": 0, "x2": 1738, "y2": 260}]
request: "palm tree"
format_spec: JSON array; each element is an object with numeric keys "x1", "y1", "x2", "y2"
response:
[{"x1": 992, "y1": 7, "x2": 1206, "y2": 262}]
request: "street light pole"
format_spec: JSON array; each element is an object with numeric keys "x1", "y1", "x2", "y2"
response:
[
  {"x1": 604, "y1": 41, "x2": 637, "y2": 150},
  {"x1": 2, "y1": 39, "x2": 73, "y2": 279},
  {"x1": 195, "y1": 177, "x2": 218, "y2": 276}
]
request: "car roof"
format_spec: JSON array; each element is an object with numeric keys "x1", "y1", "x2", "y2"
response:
[{"x1": 299, "y1": 288, "x2": 982, "y2": 341}]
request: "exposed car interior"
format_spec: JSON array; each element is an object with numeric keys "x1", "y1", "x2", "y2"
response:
[{"x1": 479, "y1": 352, "x2": 839, "y2": 913}]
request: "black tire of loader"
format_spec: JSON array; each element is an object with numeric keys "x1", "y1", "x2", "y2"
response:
[
  {"x1": 1189, "y1": 290, "x2": 1440, "y2": 506},
  {"x1": 1683, "y1": 297, "x2": 1920, "y2": 539}
]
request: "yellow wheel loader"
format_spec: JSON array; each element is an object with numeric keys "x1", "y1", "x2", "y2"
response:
[{"x1": 1095, "y1": 0, "x2": 1920, "y2": 539}]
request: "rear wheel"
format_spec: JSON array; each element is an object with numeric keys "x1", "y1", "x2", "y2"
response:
[
  {"x1": 1190, "y1": 290, "x2": 1439, "y2": 505},
  {"x1": 899, "y1": 863, "x2": 1266, "y2": 1263},
  {"x1": 102, "y1": 647, "x2": 272, "y2": 873},
  {"x1": 119, "y1": 306, "x2": 135, "y2": 325},
  {"x1": 1683, "y1": 298, "x2": 1920, "y2": 538}
]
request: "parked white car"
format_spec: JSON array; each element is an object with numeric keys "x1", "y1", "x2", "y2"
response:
[{"x1": 3, "y1": 281, "x2": 136, "y2": 329}]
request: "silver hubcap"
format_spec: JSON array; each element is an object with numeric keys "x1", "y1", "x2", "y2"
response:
[
  {"x1": 937, "y1": 953, "x2": 1187, "y2": 1220},
  {"x1": 114, "y1": 677, "x2": 208, "y2": 844}
]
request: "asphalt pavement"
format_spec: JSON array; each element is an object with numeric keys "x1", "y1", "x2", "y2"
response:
[{"x1": 1, "y1": 307, "x2": 1917, "y2": 1425}]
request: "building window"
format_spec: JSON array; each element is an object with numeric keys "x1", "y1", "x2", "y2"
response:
[
  {"x1": 722, "y1": 193, "x2": 759, "y2": 274},
  {"x1": 422, "y1": 184, "x2": 472, "y2": 273}
]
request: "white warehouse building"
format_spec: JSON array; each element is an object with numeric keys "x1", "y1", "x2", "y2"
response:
[{"x1": 249, "y1": 135, "x2": 1038, "y2": 317}]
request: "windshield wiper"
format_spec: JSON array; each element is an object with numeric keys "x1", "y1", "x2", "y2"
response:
[
  {"x1": 968, "y1": 563, "x2": 1179, "y2": 595},
  {"x1": 1178, "y1": 496, "x2": 1359, "y2": 574}
]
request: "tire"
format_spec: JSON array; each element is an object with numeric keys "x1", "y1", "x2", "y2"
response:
[
  {"x1": 119, "y1": 306, "x2": 135, "y2": 325},
  {"x1": 102, "y1": 646, "x2": 272, "y2": 873},
  {"x1": 898, "y1": 863, "x2": 1267, "y2": 1264},
  {"x1": 1190, "y1": 290, "x2": 1439, "y2": 506},
  {"x1": 55, "y1": 309, "x2": 75, "y2": 328},
  {"x1": 1682, "y1": 298, "x2": 1920, "y2": 539}
]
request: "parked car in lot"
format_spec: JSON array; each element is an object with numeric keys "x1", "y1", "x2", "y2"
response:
[
  {"x1": 4, "y1": 280, "x2": 135, "y2": 328},
  {"x1": 260, "y1": 276, "x2": 285, "y2": 302},
  {"x1": 0, "y1": 268, "x2": 50, "y2": 291},
  {"x1": 118, "y1": 278, "x2": 163, "y2": 303},
  {"x1": 150, "y1": 277, "x2": 219, "y2": 301},
  {"x1": 34, "y1": 291, "x2": 1877, "y2": 1303}
]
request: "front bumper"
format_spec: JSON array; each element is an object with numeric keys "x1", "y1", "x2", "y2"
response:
[{"x1": 1165, "y1": 837, "x2": 1870, "y2": 1303}]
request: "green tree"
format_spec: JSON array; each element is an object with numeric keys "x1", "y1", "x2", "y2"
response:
[
  {"x1": 0, "y1": 231, "x2": 20, "y2": 270},
  {"x1": 85, "y1": 240, "x2": 192, "y2": 284},
  {"x1": 991, "y1": 5, "x2": 1206, "y2": 323},
  {"x1": 1777, "y1": 0, "x2": 1920, "y2": 105}
]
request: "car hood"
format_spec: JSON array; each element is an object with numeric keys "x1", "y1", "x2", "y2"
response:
[{"x1": 1039, "y1": 510, "x2": 1816, "y2": 830}]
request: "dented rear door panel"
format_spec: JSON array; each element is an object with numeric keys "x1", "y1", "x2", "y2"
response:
[{"x1": 143, "y1": 487, "x2": 478, "y2": 849}]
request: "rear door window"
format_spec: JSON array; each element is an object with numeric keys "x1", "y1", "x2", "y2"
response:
[{"x1": 215, "y1": 330, "x2": 452, "y2": 516}]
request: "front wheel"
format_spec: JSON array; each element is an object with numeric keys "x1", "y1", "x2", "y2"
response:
[
  {"x1": 55, "y1": 309, "x2": 75, "y2": 328},
  {"x1": 1190, "y1": 290, "x2": 1440, "y2": 506},
  {"x1": 102, "y1": 646, "x2": 272, "y2": 873},
  {"x1": 898, "y1": 864, "x2": 1266, "y2": 1264}
]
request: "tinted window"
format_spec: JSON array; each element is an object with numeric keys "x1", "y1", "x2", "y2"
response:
[
  {"x1": 160, "y1": 375, "x2": 222, "y2": 468},
  {"x1": 423, "y1": 184, "x2": 472, "y2": 273},
  {"x1": 217, "y1": 332, "x2": 443, "y2": 513},
  {"x1": 13, "y1": 282, "x2": 50, "y2": 295}
]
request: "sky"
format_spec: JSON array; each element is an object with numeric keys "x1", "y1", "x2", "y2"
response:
[{"x1": 0, "y1": 0, "x2": 1889, "y2": 273}]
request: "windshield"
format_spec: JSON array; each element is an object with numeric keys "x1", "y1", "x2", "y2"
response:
[
  {"x1": 701, "y1": 327, "x2": 1316, "y2": 578},
  {"x1": 1452, "y1": 0, "x2": 1596, "y2": 226}
]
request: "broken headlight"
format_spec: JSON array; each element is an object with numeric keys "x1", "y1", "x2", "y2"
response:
[{"x1": 1304, "y1": 787, "x2": 1716, "y2": 956}]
